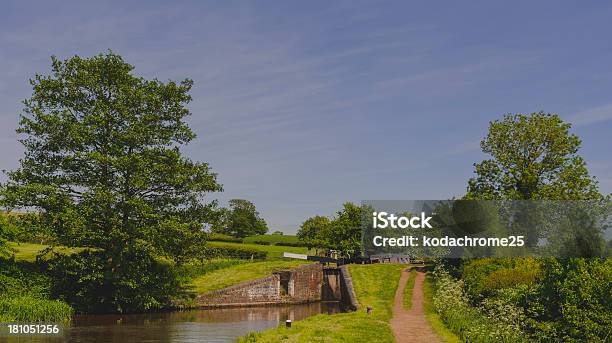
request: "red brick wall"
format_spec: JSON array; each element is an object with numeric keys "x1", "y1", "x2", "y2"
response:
[
  {"x1": 288, "y1": 263, "x2": 323, "y2": 302},
  {"x1": 196, "y1": 264, "x2": 324, "y2": 307}
]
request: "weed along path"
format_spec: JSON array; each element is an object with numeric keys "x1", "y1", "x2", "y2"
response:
[{"x1": 391, "y1": 268, "x2": 441, "y2": 343}]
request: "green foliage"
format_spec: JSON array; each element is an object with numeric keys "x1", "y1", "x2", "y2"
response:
[
  {"x1": 326, "y1": 203, "x2": 365, "y2": 256},
  {"x1": 0, "y1": 296, "x2": 73, "y2": 322},
  {"x1": 0, "y1": 237, "x2": 8, "y2": 259},
  {"x1": 460, "y1": 258, "x2": 542, "y2": 299},
  {"x1": 46, "y1": 245, "x2": 179, "y2": 313},
  {"x1": 0, "y1": 212, "x2": 53, "y2": 244},
  {"x1": 432, "y1": 265, "x2": 529, "y2": 342},
  {"x1": 535, "y1": 258, "x2": 612, "y2": 341},
  {"x1": 0, "y1": 258, "x2": 74, "y2": 322},
  {"x1": 297, "y1": 203, "x2": 366, "y2": 256},
  {"x1": 0, "y1": 259, "x2": 51, "y2": 299},
  {"x1": 296, "y1": 215, "x2": 331, "y2": 249},
  {"x1": 466, "y1": 112, "x2": 601, "y2": 200},
  {"x1": 462, "y1": 112, "x2": 611, "y2": 341},
  {"x1": 213, "y1": 199, "x2": 268, "y2": 237},
  {"x1": 2, "y1": 52, "x2": 221, "y2": 312},
  {"x1": 422, "y1": 274, "x2": 461, "y2": 343}
]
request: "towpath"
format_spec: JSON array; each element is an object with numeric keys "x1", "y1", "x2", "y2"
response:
[{"x1": 390, "y1": 268, "x2": 441, "y2": 343}]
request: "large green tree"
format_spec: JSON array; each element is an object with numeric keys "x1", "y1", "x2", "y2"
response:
[
  {"x1": 300, "y1": 203, "x2": 366, "y2": 257},
  {"x1": 2, "y1": 52, "x2": 221, "y2": 311},
  {"x1": 297, "y1": 215, "x2": 330, "y2": 250},
  {"x1": 217, "y1": 199, "x2": 268, "y2": 238},
  {"x1": 463, "y1": 112, "x2": 610, "y2": 340},
  {"x1": 466, "y1": 112, "x2": 600, "y2": 200}
]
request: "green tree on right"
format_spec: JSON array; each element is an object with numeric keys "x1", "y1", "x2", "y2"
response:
[
  {"x1": 463, "y1": 111, "x2": 611, "y2": 341},
  {"x1": 465, "y1": 112, "x2": 601, "y2": 200}
]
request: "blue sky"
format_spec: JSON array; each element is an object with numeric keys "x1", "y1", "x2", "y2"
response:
[{"x1": 1, "y1": 1, "x2": 611, "y2": 233}]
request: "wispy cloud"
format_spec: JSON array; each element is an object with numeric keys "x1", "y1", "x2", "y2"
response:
[{"x1": 570, "y1": 103, "x2": 612, "y2": 127}]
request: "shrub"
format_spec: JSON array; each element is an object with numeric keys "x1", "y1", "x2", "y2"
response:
[
  {"x1": 0, "y1": 259, "x2": 51, "y2": 298},
  {"x1": 46, "y1": 246, "x2": 180, "y2": 313},
  {"x1": 252, "y1": 240, "x2": 272, "y2": 246},
  {"x1": 432, "y1": 265, "x2": 529, "y2": 342},
  {"x1": 461, "y1": 258, "x2": 542, "y2": 299},
  {"x1": 536, "y1": 258, "x2": 612, "y2": 341},
  {"x1": 0, "y1": 212, "x2": 54, "y2": 244},
  {"x1": 0, "y1": 258, "x2": 73, "y2": 322}
]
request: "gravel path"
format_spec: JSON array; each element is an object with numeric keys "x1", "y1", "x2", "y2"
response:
[{"x1": 390, "y1": 269, "x2": 441, "y2": 343}]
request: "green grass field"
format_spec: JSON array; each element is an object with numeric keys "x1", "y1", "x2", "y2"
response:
[
  {"x1": 9, "y1": 240, "x2": 310, "y2": 262},
  {"x1": 7, "y1": 242, "x2": 81, "y2": 261},
  {"x1": 207, "y1": 241, "x2": 311, "y2": 259},
  {"x1": 243, "y1": 234, "x2": 301, "y2": 245},
  {"x1": 240, "y1": 263, "x2": 405, "y2": 343},
  {"x1": 188, "y1": 260, "x2": 310, "y2": 294}
]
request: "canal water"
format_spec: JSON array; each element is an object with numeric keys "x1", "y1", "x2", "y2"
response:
[{"x1": 6, "y1": 302, "x2": 341, "y2": 343}]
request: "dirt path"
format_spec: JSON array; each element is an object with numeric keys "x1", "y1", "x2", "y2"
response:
[{"x1": 390, "y1": 269, "x2": 441, "y2": 343}]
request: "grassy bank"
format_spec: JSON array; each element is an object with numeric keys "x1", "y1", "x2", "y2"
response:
[
  {"x1": 0, "y1": 258, "x2": 73, "y2": 322},
  {"x1": 402, "y1": 268, "x2": 417, "y2": 310},
  {"x1": 239, "y1": 263, "x2": 405, "y2": 343},
  {"x1": 207, "y1": 241, "x2": 310, "y2": 259},
  {"x1": 9, "y1": 240, "x2": 309, "y2": 262},
  {"x1": 243, "y1": 234, "x2": 301, "y2": 245},
  {"x1": 422, "y1": 274, "x2": 460, "y2": 343},
  {"x1": 0, "y1": 296, "x2": 73, "y2": 322},
  {"x1": 188, "y1": 260, "x2": 311, "y2": 294}
]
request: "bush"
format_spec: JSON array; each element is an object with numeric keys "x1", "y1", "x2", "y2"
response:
[
  {"x1": 207, "y1": 233, "x2": 243, "y2": 243},
  {"x1": 206, "y1": 245, "x2": 267, "y2": 260},
  {"x1": 0, "y1": 259, "x2": 51, "y2": 298},
  {"x1": 46, "y1": 245, "x2": 180, "y2": 313},
  {"x1": 536, "y1": 258, "x2": 612, "y2": 341},
  {"x1": 461, "y1": 258, "x2": 542, "y2": 299},
  {"x1": 0, "y1": 212, "x2": 54, "y2": 244},
  {"x1": 432, "y1": 265, "x2": 529, "y2": 342},
  {"x1": 0, "y1": 258, "x2": 73, "y2": 322},
  {"x1": 252, "y1": 240, "x2": 271, "y2": 246}
]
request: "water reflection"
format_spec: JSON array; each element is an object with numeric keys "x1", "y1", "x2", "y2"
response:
[{"x1": 6, "y1": 302, "x2": 341, "y2": 343}]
